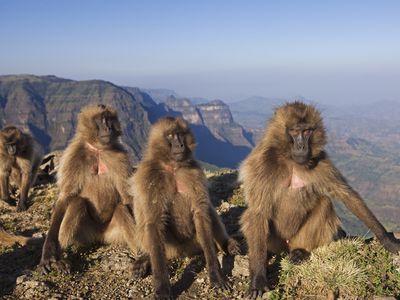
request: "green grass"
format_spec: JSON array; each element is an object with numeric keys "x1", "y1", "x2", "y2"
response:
[{"x1": 277, "y1": 239, "x2": 400, "y2": 299}]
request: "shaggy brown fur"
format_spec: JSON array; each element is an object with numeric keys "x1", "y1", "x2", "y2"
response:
[
  {"x1": 130, "y1": 117, "x2": 240, "y2": 299},
  {"x1": 39, "y1": 104, "x2": 135, "y2": 273},
  {"x1": 0, "y1": 127, "x2": 43, "y2": 211},
  {"x1": 0, "y1": 228, "x2": 30, "y2": 247},
  {"x1": 0, "y1": 226, "x2": 42, "y2": 247},
  {"x1": 240, "y1": 101, "x2": 400, "y2": 299}
]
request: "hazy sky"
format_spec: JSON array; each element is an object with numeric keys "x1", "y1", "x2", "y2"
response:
[{"x1": 1, "y1": 0, "x2": 399, "y2": 103}]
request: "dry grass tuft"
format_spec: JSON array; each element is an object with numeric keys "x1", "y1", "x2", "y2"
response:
[{"x1": 278, "y1": 238, "x2": 400, "y2": 299}]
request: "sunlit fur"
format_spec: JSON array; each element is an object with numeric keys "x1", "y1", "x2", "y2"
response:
[
  {"x1": 256, "y1": 101, "x2": 326, "y2": 162},
  {"x1": 239, "y1": 101, "x2": 399, "y2": 297},
  {"x1": 130, "y1": 117, "x2": 240, "y2": 298},
  {"x1": 0, "y1": 126, "x2": 43, "y2": 211},
  {"x1": 143, "y1": 116, "x2": 196, "y2": 162},
  {"x1": 0, "y1": 228, "x2": 27, "y2": 246},
  {"x1": 75, "y1": 105, "x2": 121, "y2": 147},
  {"x1": 40, "y1": 104, "x2": 135, "y2": 273}
]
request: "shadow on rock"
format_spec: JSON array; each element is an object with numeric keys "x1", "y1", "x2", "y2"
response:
[
  {"x1": 220, "y1": 206, "x2": 246, "y2": 236},
  {"x1": 208, "y1": 171, "x2": 239, "y2": 207},
  {"x1": 0, "y1": 237, "x2": 43, "y2": 296},
  {"x1": 172, "y1": 256, "x2": 205, "y2": 298}
]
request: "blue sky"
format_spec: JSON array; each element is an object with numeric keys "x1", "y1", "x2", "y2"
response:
[{"x1": 1, "y1": 0, "x2": 399, "y2": 103}]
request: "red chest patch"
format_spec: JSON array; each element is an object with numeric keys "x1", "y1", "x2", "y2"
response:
[
  {"x1": 163, "y1": 164, "x2": 189, "y2": 194},
  {"x1": 289, "y1": 172, "x2": 307, "y2": 189},
  {"x1": 176, "y1": 179, "x2": 189, "y2": 194},
  {"x1": 90, "y1": 159, "x2": 109, "y2": 175},
  {"x1": 87, "y1": 143, "x2": 108, "y2": 175}
]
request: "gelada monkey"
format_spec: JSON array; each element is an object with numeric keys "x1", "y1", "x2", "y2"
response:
[{"x1": 240, "y1": 102, "x2": 400, "y2": 298}]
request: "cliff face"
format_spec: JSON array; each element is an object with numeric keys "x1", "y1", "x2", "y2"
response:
[
  {"x1": 196, "y1": 100, "x2": 253, "y2": 148},
  {"x1": 163, "y1": 97, "x2": 253, "y2": 148},
  {"x1": 160, "y1": 97, "x2": 253, "y2": 168},
  {"x1": 165, "y1": 96, "x2": 203, "y2": 125},
  {"x1": 0, "y1": 75, "x2": 151, "y2": 160},
  {"x1": 141, "y1": 88, "x2": 178, "y2": 103},
  {"x1": 0, "y1": 75, "x2": 253, "y2": 168}
]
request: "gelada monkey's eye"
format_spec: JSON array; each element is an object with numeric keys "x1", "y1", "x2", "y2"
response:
[
  {"x1": 304, "y1": 129, "x2": 313, "y2": 137},
  {"x1": 290, "y1": 128, "x2": 300, "y2": 136}
]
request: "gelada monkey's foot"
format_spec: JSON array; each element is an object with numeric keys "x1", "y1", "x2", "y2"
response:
[
  {"x1": 132, "y1": 255, "x2": 151, "y2": 278},
  {"x1": 247, "y1": 288, "x2": 268, "y2": 300},
  {"x1": 209, "y1": 268, "x2": 232, "y2": 291},
  {"x1": 247, "y1": 275, "x2": 269, "y2": 299},
  {"x1": 288, "y1": 248, "x2": 310, "y2": 265},
  {"x1": 380, "y1": 232, "x2": 400, "y2": 254},
  {"x1": 16, "y1": 200, "x2": 28, "y2": 212},
  {"x1": 154, "y1": 294, "x2": 174, "y2": 300},
  {"x1": 39, "y1": 257, "x2": 71, "y2": 275},
  {"x1": 154, "y1": 283, "x2": 173, "y2": 300}
]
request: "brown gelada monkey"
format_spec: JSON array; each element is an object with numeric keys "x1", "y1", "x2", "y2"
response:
[
  {"x1": 239, "y1": 101, "x2": 400, "y2": 299},
  {"x1": 0, "y1": 126, "x2": 43, "y2": 211},
  {"x1": 130, "y1": 117, "x2": 240, "y2": 300},
  {"x1": 39, "y1": 104, "x2": 135, "y2": 273}
]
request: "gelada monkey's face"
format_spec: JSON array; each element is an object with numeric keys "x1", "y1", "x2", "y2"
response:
[
  {"x1": 1, "y1": 127, "x2": 23, "y2": 156},
  {"x1": 93, "y1": 107, "x2": 121, "y2": 146}
]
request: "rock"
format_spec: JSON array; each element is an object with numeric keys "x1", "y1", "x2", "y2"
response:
[
  {"x1": 48, "y1": 293, "x2": 65, "y2": 300},
  {"x1": 221, "y1": 255, "x2": 249, "y2": 278},
  {"x1": 219, "y1": 201, "x2": 231, "y2": 212},
  {"x1": 100, "y1": 249, "x2": 134, "y2": 275},
  {"x1": 24, "y1": 280, "x2": 40, "y2": 289},
  {"x1": 165, "y1": 96, "x2": 203, "y2": 125},
  {"x1": 16, "y1": 274, "x2": 28, "y2": 285},
  {"x1": 233, "y1": 255, "x2": 250, "y2": 277},
  {"x1": 196, "y1": 277, "x2": 205, "y2": 283},
  {"x1": 197, "y1": 100, "x2": 253, "y2": 147},
  {"x1": 32, "y1": 232, "x2": 44, "y2": 239},
  {"x1": 373, "y1": 297, "x2": 397, "y2": 300},
  {"x1": 36, "y1": 151, "x2": 63, "y2": 184},
  {"x1": 263, "y1": 291, "x2": 274, "y2": 299}
]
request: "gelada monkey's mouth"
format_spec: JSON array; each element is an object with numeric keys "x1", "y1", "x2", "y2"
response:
[
  {"x1": 172, "y1": 152, "x2": 186, "y2": 161},
  {"x1": 291, "y1": 153, "x2": 310, "y2": 164}
]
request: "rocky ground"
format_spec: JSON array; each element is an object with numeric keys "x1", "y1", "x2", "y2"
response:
[{"x1": 0, "y1": 170, "x2": 399, "y2": 299}]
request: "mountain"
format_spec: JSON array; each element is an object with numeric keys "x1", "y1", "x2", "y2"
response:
[
  {"x1": 165, "y1": 96, "x2": 203, "y2": 124},
  {"x1": 196, "y1": 100, "x2": 253, "y2": 148},
  {"x1": 162, "y1": 96, "x2": 253, "y2": 168},
  {"x1": 1, "y1": 75, "x2": 398, "y2": 232},
  {"x1": 188, "y1": 97, "x2": 210, "y2": 105},
  {"x1": 135, "y1": 90, "x2": 254, "y2": 167},
  {"x1": 141, "y1": 88, "x2": 179, "y2": 103},
  {"x1": 0, "y1": 75, "x2": 151, "y2": 160},
  {"x1": 122, "y1": 86, "x2": 172, "y2": 123},
  {"x1": 0, "y1": 75, "x2": 252, "y2": 168},
  {"x1": 140, "y1": 88, "x2": 209, "y2": 105},
  {"x1": 323, "y1": 103, "x2": 400, "y2": 234}
]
